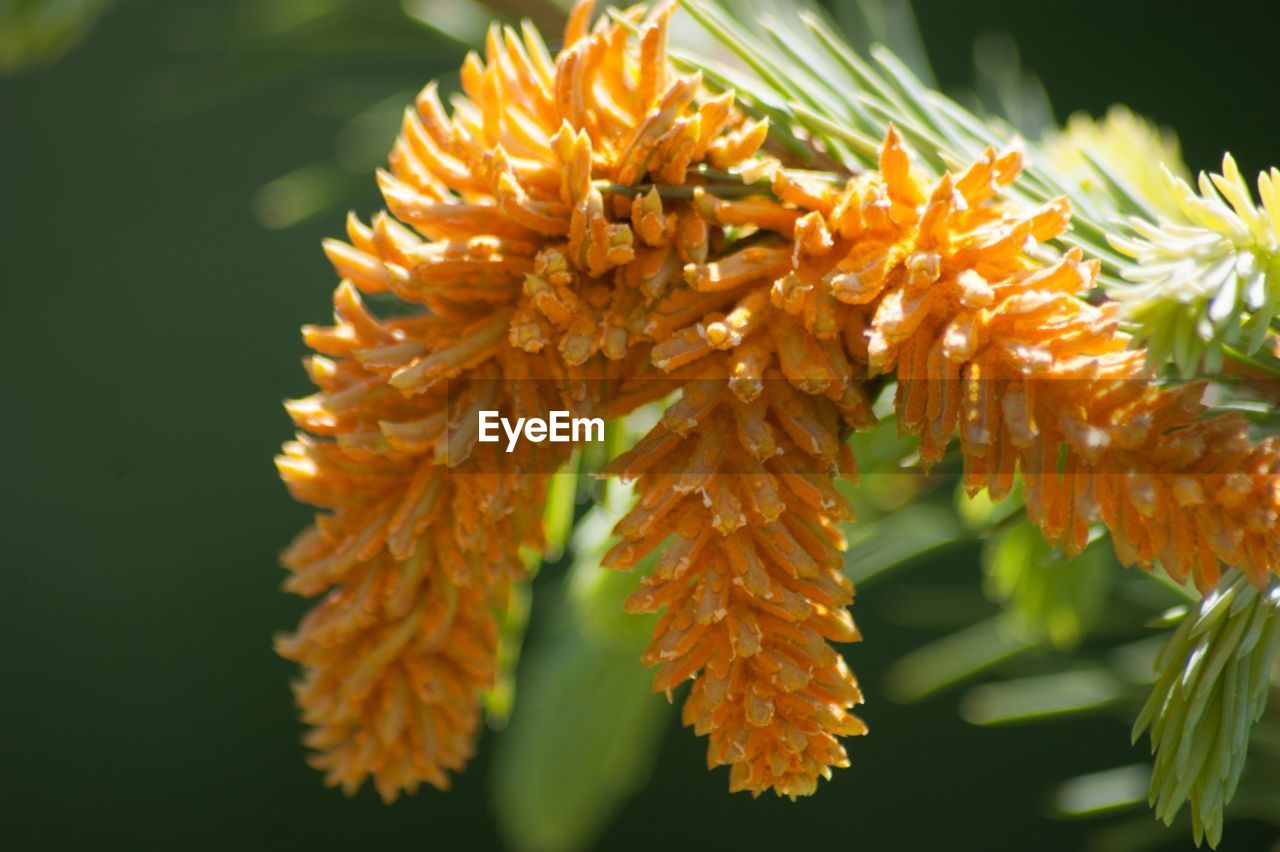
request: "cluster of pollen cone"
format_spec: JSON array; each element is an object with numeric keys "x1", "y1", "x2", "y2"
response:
[{"x1": 276, "y1": 0, "x2": 1280, "y2": 801}]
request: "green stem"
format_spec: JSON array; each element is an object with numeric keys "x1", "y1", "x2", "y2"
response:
[
  {"x1": 593, "y1": 180, "x2": 775, "y2": 200},
  {"x1": 691, "y1": 163, "x2": 848, "y2": 184},
  {"x1": 1223, "y1": 344, "x2": 1280, "y2": 384}
]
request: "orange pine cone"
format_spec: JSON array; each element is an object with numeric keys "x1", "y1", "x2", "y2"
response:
[
  {"x1": 605, "y1": 356, "x2": 872, "y2": 797},
  {"x1": 277, "y1": 0, "x2": 778, "y2": 800},
  {"x1": 277, "y1": 280, "x2": 568, "y2": 800},
  {"x1": 772, "y1": 128, "x2": 1280, "y2": 591}
]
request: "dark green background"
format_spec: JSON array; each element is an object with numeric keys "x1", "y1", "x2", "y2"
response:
[{"x1": 3, "y1": 0, "x2": 1277, "y2": 848}]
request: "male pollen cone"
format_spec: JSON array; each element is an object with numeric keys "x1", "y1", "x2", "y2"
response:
[{"x1": 277, "y1": 0, "x2": 1280, "y2": 804}]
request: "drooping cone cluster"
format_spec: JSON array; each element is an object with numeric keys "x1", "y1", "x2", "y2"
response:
[
  {"x1": 768, "y1": 129, "x2": 1280, "y2": 590},
  {"x1": 277, "y1": 0, "x2": 795, "y2": 800},
  {"x1": 278, "y1": 0, "x2": 1280, "y2": 804}
]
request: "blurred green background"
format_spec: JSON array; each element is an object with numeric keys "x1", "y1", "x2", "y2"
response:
[{"x1": 3, "y1": 0, "x2": 1279, "y2": 849}]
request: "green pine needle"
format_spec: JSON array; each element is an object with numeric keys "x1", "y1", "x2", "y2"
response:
[{"x1": 1133, "y1": 572, "x2": 1280, "y2": 848}]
